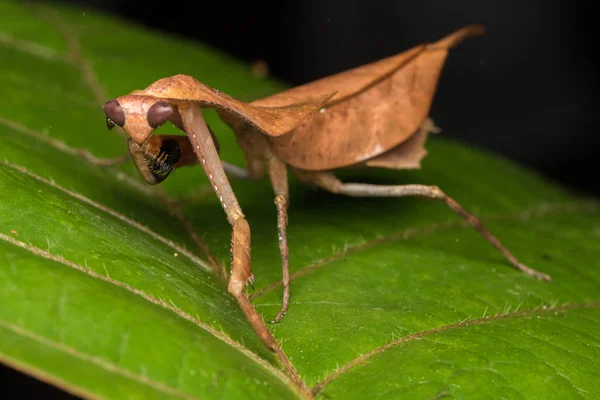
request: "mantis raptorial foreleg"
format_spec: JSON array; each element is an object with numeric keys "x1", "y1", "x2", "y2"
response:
[
  {"x1": 177, "y1": 102, "x2": 279, "y2": 350},
  {"x1": 300, "y1": 171, "x2": 552, "y2": 281},
  {"x1": 267, "y1": 157, "x2": 291, "y2": 323}
]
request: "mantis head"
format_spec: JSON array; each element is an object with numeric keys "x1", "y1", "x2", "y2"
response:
[{"x1": 102, "y1": 96, "x2": 199, "y2": 184}]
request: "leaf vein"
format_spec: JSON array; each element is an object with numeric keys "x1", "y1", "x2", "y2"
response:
[
  {"x1": 481, "y1": 330, "x2": 587, "y2": 398},
  {"x1": 517, "y1": 326, "x2": 599, "y2": 367},
  {"x1": 251, "y1": 199, "x2": 600, "y2": 300},
  {"x1": 0, "y1": 318, "x2": 200, "y2": 400},
  {"x1": 34, "y1": 6, "x2": 109, "y2": 109},
  {"x1": 0, "y1": 160, "x2": 212, "y2": 274},
  {"x1": 0, "y1": 31, "x2": 69, "y2": 62},
  {"x1": 0, "y1": 115, "x2": 131, "y2": 167},
  {"x1": 0, "y1": 232, "x2": 294, "y2": 390},
  {"x1": 311, "y1": 301, "x2": 600, "y2": 395}
]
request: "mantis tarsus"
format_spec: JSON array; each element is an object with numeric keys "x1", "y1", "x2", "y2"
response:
[{"x1": 102, "y1": 24, "x2": 551, "y2": 356}]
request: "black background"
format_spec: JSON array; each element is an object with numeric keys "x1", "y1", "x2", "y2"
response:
[{"x1": 3, "y1": 0, "x2": 598, "y2": 397}]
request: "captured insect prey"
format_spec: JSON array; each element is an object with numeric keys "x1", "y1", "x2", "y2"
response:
[{"x1": 101, "y1": 24, "x2": 551, "y2": 365}]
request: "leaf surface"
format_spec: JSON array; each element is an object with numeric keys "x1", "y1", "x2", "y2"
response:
[{"x1": 0, "y1": 2, "x2": 598, "y2": 399}]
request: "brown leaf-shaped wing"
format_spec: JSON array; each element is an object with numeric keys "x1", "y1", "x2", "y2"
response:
[
  {"x1": 256, "y1": 25, "x2": 485, "y2": 171},
  {"x1": 362, "y1": 118, "x2": 441, "y2": 170},
  {"x1": 137, "y1": 74, "x2": 334, "y2": 136}
]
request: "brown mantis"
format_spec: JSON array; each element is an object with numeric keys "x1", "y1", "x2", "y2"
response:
[{"x1": 102, "y1": 25, "x2": 551, "y2": 353}]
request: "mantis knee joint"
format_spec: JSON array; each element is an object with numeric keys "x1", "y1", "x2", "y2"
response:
[
  {"x1": 228, "y1": 280, "x2": 244, "y2": 298},
  {"x1": 274, "y1": 194, "x2": 288, "y2": 208},
  {"x1": 429, "y1": 185, "x2": 445, "y2": 199}
]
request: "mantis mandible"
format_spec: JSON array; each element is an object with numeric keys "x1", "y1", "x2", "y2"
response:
[{"x1": 102, "y1": 25, "x2": 551, "y2": 352}]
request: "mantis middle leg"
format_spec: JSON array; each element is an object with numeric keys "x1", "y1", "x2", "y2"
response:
[{"x1": 267, "y1": 156, "x2": 291, "y2": 323}]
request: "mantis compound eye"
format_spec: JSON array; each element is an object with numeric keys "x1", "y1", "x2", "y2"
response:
[
  {"x1": 127, "y1": 137, "x2": 181, "y2": 184},
  {"x1": 147, "y1": 101, "x2": 174, "y2": 128},
  {"x1": 102, "y1": 99, "x2": 126, "y2": 127}
]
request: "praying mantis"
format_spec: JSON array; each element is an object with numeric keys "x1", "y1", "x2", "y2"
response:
[{"x1": 102, "y1": 24, "x2": 551, "y2": 353}]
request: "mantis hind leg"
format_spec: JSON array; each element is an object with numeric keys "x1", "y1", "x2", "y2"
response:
[{"x1": 299, "y1": 171, "x2": 551, "y2": 281}]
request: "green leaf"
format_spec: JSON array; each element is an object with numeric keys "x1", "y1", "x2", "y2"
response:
[{"x1": 0, "y1": 2, "x2": 598, "y2": 399}]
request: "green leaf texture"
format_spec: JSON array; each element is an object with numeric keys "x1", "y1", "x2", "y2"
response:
[{"x1": 0, "y1": 2, "x2": 598, "y2": 399}]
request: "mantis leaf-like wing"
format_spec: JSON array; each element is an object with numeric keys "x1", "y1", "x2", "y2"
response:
[{"x1": 255, "y1": 25, "x2": 485, "y2": 171}]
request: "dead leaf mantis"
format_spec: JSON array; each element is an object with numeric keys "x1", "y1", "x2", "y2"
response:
[{"x1": 102, "y1": 25, "x2": 551, "y2": 353}]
